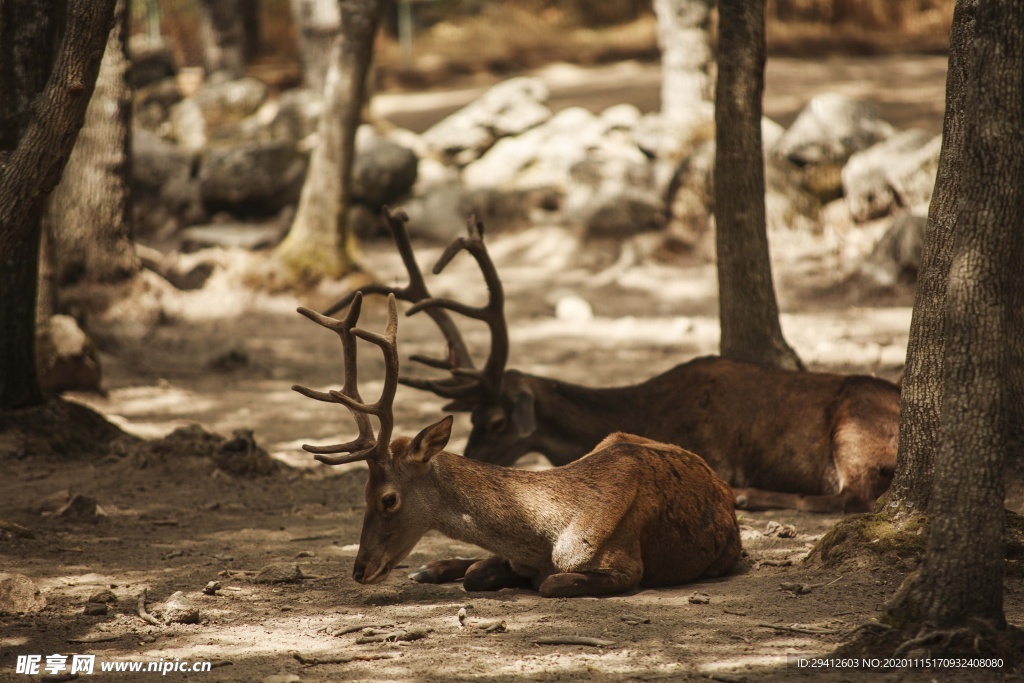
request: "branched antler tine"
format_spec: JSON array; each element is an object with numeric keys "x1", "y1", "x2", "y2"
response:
[
  {"x1": 407, "y1": 354, "x2": 455, "y2": 370},
  {"x1": 339, "y1": 294, "x2": 364, "y2": 403},
  {"x1": 324, "y1": 283, "x2": 398, "y2": 317},
  {"x1": 292, "y1": 384, "x2": 342, "y2": 403},
  {"x1": 399, "y1": 376, "x2": 485, "y2": 399},
  {"x1": 423, "y1": 216, "x2": 509, "y2": 395},
  {"x1": 313, "y1": 448, "x2": 377, "y2": 465},
  {"x1": 371, "y1": 295, "x2": 400, "y2": 451}
]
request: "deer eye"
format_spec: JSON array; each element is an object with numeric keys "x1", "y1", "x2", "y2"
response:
[{"x1": 381, "y1": 493, "x2": 399, "y2": 510}]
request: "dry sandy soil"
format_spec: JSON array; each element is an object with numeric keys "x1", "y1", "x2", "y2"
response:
[{"x1": 2, "y1": 57, "x2": 1021, "y2": 683}]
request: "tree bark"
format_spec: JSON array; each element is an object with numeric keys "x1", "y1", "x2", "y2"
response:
[
  {"x1": 653, "y1": 0, "x2": 713, "y2": 120},
  {"x1": 198, "y1": 0, "x2": 246, "y2": 80},
  {"x1": 45, "y1": 0, "x2": 138, "y2": 287},
  {"x1": 290, "y1": 0, "x2": 341, "y2": 93},
  {"x1": 0, "y1": 0, "x2": 115, "y2": 410},
  {"x1": 274, "y1": 0, "x2": 383, "y2": 283},
  {"x1": 883, "y1": 0, "x2": 977, "y2": 518},
  {"x1": 713, "y1": 0, "x2": 803, "y2": 371},
  {"x1": 887, "y1": 0, "x2": 1024, "y2": 636}
]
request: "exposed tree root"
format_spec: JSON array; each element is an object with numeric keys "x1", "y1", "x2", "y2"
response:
[
  {"x1": 806, "y1": 510, "x2": 928, "y2": 570},
  {"x1": 836, "y1": 617, "x2": 1023, "y2": 668}
]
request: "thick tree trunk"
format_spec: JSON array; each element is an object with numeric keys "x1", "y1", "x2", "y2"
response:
[
  {"x1": 0, "y1": 0, "x2": 116, "y2": 410},
  {"x1": 653, "y1": 0, "x2": 713, "y2": 120},
  {"x1": 198, "y1": 0, "x2": 246, "y2": 80},
  {"x1": 290, "y1": 0, "x2": 341, "y2": 93},
  {"x1": 884, "y1": 0, "x2": 977, "y2": 518},
  {"x1": 46, "y1": 0, "x2": 138, "y2": 287},
  {"x1": 274, "y1": 0, "x2": 383, "y2": 283},
  {"x1": 713, "y1": 0, "x2": 803, "y2": 371},
  {"x1": 886, "y1": 0, "x2": 1024, "y2": 638}
]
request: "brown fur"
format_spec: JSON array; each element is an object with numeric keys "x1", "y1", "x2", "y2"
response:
[
  {"x1": 465, "y1": 357, "x2": 901, "y2": 513},
  {"x1": 354, "y1": 425, "x2": 742, "y2": 598}
]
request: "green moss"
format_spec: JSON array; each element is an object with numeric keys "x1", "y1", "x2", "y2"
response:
[{"x1": 808, "y1": 510, "x2": 929, "y2": 569}]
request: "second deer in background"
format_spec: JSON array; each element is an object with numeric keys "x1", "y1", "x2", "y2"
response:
[{"x1": 329, "y1": 208, "x2": 901, "y2": 514}]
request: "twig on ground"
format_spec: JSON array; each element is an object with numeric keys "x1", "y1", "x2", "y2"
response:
[
  {"x1": 330, "y1": 623, "x2": 393, "y2": 637},
  {"x1": 723, "y1": 609, "x2": 748, "y2": 617},
  {"x1": 533, "y1": 636, "x2": 615, "y2": 647},
  {"x1": 757, "y1": 623, "x2": 838, "y2": 635},
  {"x1": 66, "y1": 634, "x2": 120, "y2": 644},
  {"x1": 293, "y1": 652, "x2": 401, "y2": 666},
  {"x1": 137, "y1": 588, "x2": 162, "y2": 627},
  {"x1": 0, "y1": 519, "x2": 35, "y2": 538},
  {"x1": 355, "y1": 627, "x2": 431, "y2": 644}
]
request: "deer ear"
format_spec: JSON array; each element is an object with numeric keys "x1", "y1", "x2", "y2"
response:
[
  {"x1": 407, "y1": 415, "x2": 453, "y2": 463},
  {"x1": 511, "y1": 389, "x2": 536, "y2": 438}
]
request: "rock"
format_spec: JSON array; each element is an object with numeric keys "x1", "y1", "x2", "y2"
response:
[
  {"x1": 215, "y1": 429, "x2": 279, "y2": 477},
  {"x1": 35, "y1": 315, "x2": 102, "y2": 393},
  {"x1": 128, "y1": 37, "x2": 177, "y2": 89},
  {"x1": 858, "y1": 212, "x2": 928, "y2": 287},
  {"x1": 134, "y1": 77, "x2": 183, "y2": 131},
  {"x1": 421, "y1": 77, "x2": 551, "y2": 164},
  {"x1": 764, "y1": 520, "x2": 798, "y2": 538},
  {"x1": 262, "y1": 676, "x2": 301, "y2": 683},
  {"x1": 84, "y1": 603, "x2": 109, "y2": 616},
  {"x1": 403, "y1": 183, "x2": 534, "y2": 241},
  {"x1": 180, "y1": 223, "x2": 287, "y2": 252},
  {"x1": 131, "y1": 129, "x2": 205, "y2": 236},
  {"x1": 842, "y1": 129, "x2": 934, "y2": 222},
  {"x1": 773, "y1": 93, "x2": 895, "y2": 166},
  {"x1": 153, "y1": 591, "x2": 200, "y2": 624},
  {"x1": 88, "y1": 589, "x2": 118, "y2": 603},
  {"x1": 55, "y1": 494, "x2": 103, "y2": 519},
  {"x1": 203, "y1": 581, "x2": 221, "y2": 596},
  {"x1": 633, "y1": 104, "x2": 715, "y2": 161},
  {"x1": 886, "y1": 134, "x2": 942, "y2": 211},
  {"x1": 266, "y1": 87, "x2": 324, "y2": 142},
  {"x1": 583, "y1": 195, "x2": 663, "y2": 240},
  {"x1": 351, "y1": 140, "x2": 418, "y2": 208},
  {"x1": 0, "y1": 574, "x2": 46, "y2": 615},
  {"x1": 170, "y1": 77, "x2": 270, "y2": 149},
  {"x1": 254, "y1": 562, "x2": 305, "y2": 584},
  {"x1": 198, "y1": 141, "x2": 307, "y2": 216},
  {"x1": 554, "y1": 296, "x2": 593, "y2": 322}
]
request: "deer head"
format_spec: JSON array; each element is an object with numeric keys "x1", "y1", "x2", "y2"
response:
[{"x1": 292, "y1": 292, "x2": 458, "y2": 584}]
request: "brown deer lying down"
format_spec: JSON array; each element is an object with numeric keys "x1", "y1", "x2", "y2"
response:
[
  {"x1": 327, "y1": 208, "x2": 901, "y2": 514},
  {"x1": 292, "y1": 294, "x2": 741, "y2": 597}
]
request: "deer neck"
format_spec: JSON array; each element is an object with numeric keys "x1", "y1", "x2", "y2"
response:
[
  {"x1": 427, "y1": 453, "x2": 562, "y2": 558},
  {"x1": 528, "y1": 377, "x2": 648, "y2": 466}
]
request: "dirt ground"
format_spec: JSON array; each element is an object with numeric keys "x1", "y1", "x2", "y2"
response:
[{"x1": 2, "y1": 57, "x2": 1022, "y2": 683}]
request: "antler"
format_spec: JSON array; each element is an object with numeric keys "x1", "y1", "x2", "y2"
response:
[
  {"x1": 292, "y1": 292, "x2": 400, "y2": 465},
  {"x1": 406, "y1": 215, "x2": 509, "y2": 400},
  {"x1": 324, "y1": 207, "x2": 472, "y2": 372}
]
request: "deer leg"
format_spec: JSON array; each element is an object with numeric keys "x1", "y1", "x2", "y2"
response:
[
  {"x1": 733, "y1": 487, "x2": 864, "y2": 514},
  {"x1": 463, "y1": 557, "x2": 533, "y2": 592},
  {"x1": 408, "y1": 557, "x2": 485, "y2": 584},
  {"x1": 538, "y1": 568, "x2": 641, "y2": 598}
]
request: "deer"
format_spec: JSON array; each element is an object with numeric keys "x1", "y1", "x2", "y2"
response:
[
  {"x1": 292, "y1": 292, "x2": 742, "y2": 597},
  {"x1": 326, "y1": 208, "x2": 901, "y2": 515}
]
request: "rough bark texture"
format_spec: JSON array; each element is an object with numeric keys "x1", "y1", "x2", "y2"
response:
[
  {"x1": 198, "y1": 0, "x2": 246, "y2": 80},
  {"x1": 653, "y1": 0, "x2": 713, "y2": 119},
  {"x1": 713, "y1": 0, "x2": 803, "y2": 372},
  {"x1": 45, "y1": 0, "x2": 138, "y2": 287},
  {"x1": 888, "y1": 0, "x2": 1024, "y2": 637},
  {"x1": 290, "y1": 0, "x2": 340, "y2": 93},
  {"x1": 275, "y1": 0, "x2": 383, "y2": 283},
  {"x1": 884, "y1": 0, "x2": 977, "y2": 518},
  {"x1": 0, "y1": 0, "x2": 115, "y2": 410}
]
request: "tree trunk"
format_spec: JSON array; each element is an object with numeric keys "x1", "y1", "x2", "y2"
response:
[
  {"x1": 653, "y1": 0, "x2": 713, "y2": 120},
  {"x1": 290, "y1": 0, "x2": 341, "y2": 93},
  {"x1": 198, "y1": 0, "x2": 246, "y2": 80},
  {"x1": 274, "y1": 0, "x2": 383, "y2": 283},
  {"x1": 45, "y1": 0, "x2": 138, "y2": 288},
  {"x1": 713, "y1": 0, "x2": 803, "y2": 371},
  {"x1": 0, "y1": 0, "x2": 116, "y2": 410},
  {"x1": 885, "y1": 0, "x2": 1024, "y2": 641},
  {"x1": 883, "y1": 0, "x2": 977, "y2": 518}
]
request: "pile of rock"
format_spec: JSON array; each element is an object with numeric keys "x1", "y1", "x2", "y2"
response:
[{"x1": 132, "y1": 54, "x2": 939, "y2": 279}]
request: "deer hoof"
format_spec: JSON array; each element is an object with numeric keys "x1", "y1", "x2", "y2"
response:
[
  {"x1": 734, "y1": 494, "x2": 749, "y2": 509},
  {"x1": 408, "y1": 566, "x2": 441, "y2": 583}
]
